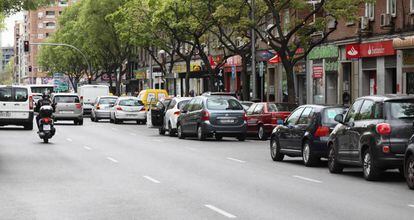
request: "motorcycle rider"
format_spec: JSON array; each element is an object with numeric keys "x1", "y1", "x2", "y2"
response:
[{"x1": 35, "y1": 92, "x2": 52, "y2": 128}]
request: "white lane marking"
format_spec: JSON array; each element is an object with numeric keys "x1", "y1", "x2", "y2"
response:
[
  {"x1": 111, "y1": 127, "x2": 118, "y2": 131},
  {"x1": 226, "y1": 157, "x2": 246, "y2": 163},
  {"x1": 292, "y1": 175, "x2": 322, "y2": 183},
  {"x1": 143, "y1": 176, "x2": 160, "y2": 184},
  {"x1": 106, "y1": 157, "x2": 119, "y2": 163},
  {"x1": 66, "y1": 138, "x2": 73, "y2": 142},
  {"x1": 154, "y1": 139, "x2": 163, "y2": 142},
  {"x1": 83, "y1": 146, "x2": 92, "y2": 150},
  {"x1": 408, "y1": 204, "x2": 414, "y2": 208},
  {"x1": 186, "y1": 147, "x2": 196, "y2": 151},
  {"x1": 129, "y1": 132, "x2": 137, "y2": 136},
  {"x1": 204, "y1": 204, "x2": 237, "y2": 219}
]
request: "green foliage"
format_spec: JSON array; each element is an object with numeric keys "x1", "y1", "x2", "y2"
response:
[
  {"x1": 0, "y1": 57, "x2": 14, "y2": 84},
  {"x1": 1, "y1": 0, "x2": 54, "y2": 15}
]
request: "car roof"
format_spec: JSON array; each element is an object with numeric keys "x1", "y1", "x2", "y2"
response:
[
  {"x1": 297, "y1": 104, "x2": 346, "y2": 111},
  {"x1": 0, "y1": 85, "x2": 30, "y2": 89},
  {"x1": 52, "y1": 93, "x2": 79, "y2": 96},
  {"x1": 118, "y1": 96, "x2": 138, "y2": 100},
  {"x1": 357, "y1": 94, "x2": 414, "y2": 102},
  {"x1": 173, "y1": 97, "x2": 192, "y2": 101},
  {"x1": 99, "y1": 96, "x2": 118, "y2": 99}
]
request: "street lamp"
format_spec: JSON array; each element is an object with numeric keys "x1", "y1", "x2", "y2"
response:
[{"x1": 158, "y1": 50, "x2": 166, "y2": 90}]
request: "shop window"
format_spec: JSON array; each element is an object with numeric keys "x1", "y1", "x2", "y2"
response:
[
  {"x1": 386, "y1": 0, "x2": 396, "y2": 17},
  {"x1": 411, "y1": 0, "x2": 414, "y2": 14},
  {"x1": 365, "y1": 3, "x2": 375, "y2": 21}
]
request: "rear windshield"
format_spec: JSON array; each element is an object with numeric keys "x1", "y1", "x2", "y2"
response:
[
  {"x1": 0, "y1": 88, "x2": 28, "y2": 102},
  {"x1": 388, "y1": 101, "x2": 414, "y2": 119},
  {"x1": 178, "y1": 100, "x2": 190, "y2": 109},
  {"x1": 270, "y1": 103, "x2": 298, "y2": 112},
  {"x1": 207, "y1": 97, "x2": 243, "y2": 110},
  {"x1": 99, "y1": 98, "x2": 117, "y2": 104},
  {"x1": 55, "y1": 96, "x2": 80, "y2": 103},
  {"x1": 323, "y1": 108, "x2": 346, "y2": 125},
  {"x1": 119, "y1": 99, "x2": 142, "y2": 106}
]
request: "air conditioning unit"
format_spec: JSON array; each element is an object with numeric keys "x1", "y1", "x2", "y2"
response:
[
  {"x1": 380, "y1": 13, "x2": 392, "y2": 27},
  {"x1": 360, "y1": 16, "x2": 370, "y2": 30},
  {"x1": 327, "y1": 18, "x2": 337, "y2": 29}
]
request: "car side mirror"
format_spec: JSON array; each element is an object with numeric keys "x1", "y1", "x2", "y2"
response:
[
  {"x1": 181, "y1": 109, "x2": 188, "y2": 114},
  {"x1": 334, "y1": 114, "x2": 344, "y2": 124},
  {"x1": 109, "y1": 104, "x2": 115, "y2": 108}
]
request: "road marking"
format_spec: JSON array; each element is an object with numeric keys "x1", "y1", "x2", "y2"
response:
[
  {"x1": 204, "y1": 204, "x2": 236, "y2": 219},
  {"x1": 143, "y1": 175, "x2": 160, "y2": 183},
  {"x1": 154, "y1": 139, "x2": 163, "y2": 143},
  {"x1": 408, "y1": 204, "x2": 414, "y2": 208},
  {"x1": 66, "y1": 138, "x2": 73, "y2": 142},
  {"x1": 186, "y1": 147, "x2": 196, "y2": 151},
  {"x1": 83, "y1": 146, "x2": 92, "y2": 150},
  {"x1": 106, "y1": 157, "x2": 119, "y2": 163},
  {"x1": 292, "y1": 175, "x2": 322, "y2": 183},
  {"x1": 129, "y1": 132, "x2": 137, "y2": 136},
  {"x1": 226, "y1": 157, "x2": 246, "y2": 163},
  {"x1": 111, "y1": 127, "x2": 118, "y2": 131}
]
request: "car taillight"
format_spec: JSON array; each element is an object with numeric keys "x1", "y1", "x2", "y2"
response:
[
  {"x1": 376, "y1": 123, "x2": 391, "y2": 135},
  {"x1": 29, "y1": 96, "x2": 33, "y2": 110},
  {"x1": 201, "y1": 110, "x2": 210, "y2": 121},
  {"x1": 242, "y1": 112, "x2": 248, "y2": 121},
  {"x1": 75, "y1": 103, "x2": 82, "y2": 109},
  {"x1": 140, "y1": 108, "x2": 146, "y2": 112},
  {"x1": 314, "y1": 126, "x2": 330, "y2": 137},
  {"x1": 116, "y1": 106, "x2": 123, "y2": 111},
  {"x1": 174, "y1": 111, "x2": 180, "y2": 116},
  {"x1": 96, "y1": 105, "x2": 100, "y2": 110}
]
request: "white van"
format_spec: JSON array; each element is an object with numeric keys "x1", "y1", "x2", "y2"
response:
[
  {"x1": 0, "y1": 85, "x2": 34, "y2": 130},
  {"x1": 78, "y1": 85, "x2": 110, "y2": 115}
]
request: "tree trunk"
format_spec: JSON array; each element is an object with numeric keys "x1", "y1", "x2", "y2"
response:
[
  {"x1": 185, "y1": 58, "x2": 191, "y2": 97},
  {"x1": 283, "y1": 63, "x2": 296, "y2": 104},
  {"x1": 115, "y1": 66, "x2": 122, "y2": 96},
  {"x1": 241, "y1": 54, "x2": 250, "y2": 101}
]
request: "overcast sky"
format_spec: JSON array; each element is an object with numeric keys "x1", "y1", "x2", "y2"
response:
[{"x1": 1, "y1": 13, "x2": 23, "y2": 47}]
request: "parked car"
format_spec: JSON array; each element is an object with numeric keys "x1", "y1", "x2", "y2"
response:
[
  {"x1": 240, "y1": 101, "x2": 254, "y2": 111},
  {"x1": 149, "y1": 98, "x2": 172, "y2": 128},
  {"x1": 0, "y1": 85, "x2": 34, "y2": 130},
  {"x1": 91, "y1": 96, "x2": 118, "y2": 122},
  {"x1": 405, "y1": 138, "x2": 414, "y2": 189},
  {"x1": 109, "y1": 96, "x2": 145, "y2": 124},
  {"x1": 52, "y1": 93, "x2": 83, "y2": 125},
  {"x1": 328, "y1": 95, "x2": 414, "y2": 180},
  {"x1": 270, "y1": 105, "x2": 346, "y2": 167},
  {"x1": 177, "y1": 96, "x2": 247, "y2": 141},
  {"x1": 247, "y1": 102, "x2": 297, "y2": 140},
  {"x1": 78, "y1": 85, "x2": 110, "y2": 115},
  {"x1": 158, "y1": 97, "x2": 192, "y2": 136}
]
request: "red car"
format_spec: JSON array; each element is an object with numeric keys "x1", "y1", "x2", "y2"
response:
[{"x1": 246, "y1": 102, "x2": 297, "y2": 140}]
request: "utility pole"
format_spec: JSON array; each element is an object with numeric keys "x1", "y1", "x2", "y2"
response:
[{"x1": 251, "y1": 0, "x2": 257, "y2": 100}]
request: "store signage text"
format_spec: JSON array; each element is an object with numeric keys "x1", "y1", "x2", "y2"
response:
[
  {"x1": 312, "y1": 66, "x2": 323, "y2": 78},
  {"x1": 346, "y1": 41, "x2": 395, "y2": 59}
]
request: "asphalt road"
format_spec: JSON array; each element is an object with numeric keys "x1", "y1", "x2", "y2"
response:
[{"x1": 0, "y1": 119, "x2": 413, "y2": 219}]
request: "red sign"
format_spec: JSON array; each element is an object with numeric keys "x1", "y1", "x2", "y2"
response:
[
  {"x1": 346, "y1": 41, "x2": 395, "y2": 59},
  {"x1": 312, "y1": 66, "x2": 323, "y2": 78},
  {"x1": 267, "y1": 48, "x2": 304, "y2": 64}
]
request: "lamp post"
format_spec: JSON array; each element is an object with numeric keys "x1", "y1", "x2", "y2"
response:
[
  {"x1": 250, "y1": 0, "x2": 257, "y2": 100},
  {"x1": 158, "y1": 49, "x2": 166, "y2": 90}
]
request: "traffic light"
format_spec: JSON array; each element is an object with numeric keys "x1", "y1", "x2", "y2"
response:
[
  {"x1": 24, "y1": 41, "x2": 30, "y2": 52},
  {"x1": 28, "y1": 66, "x2": 32, "y2": 72}
]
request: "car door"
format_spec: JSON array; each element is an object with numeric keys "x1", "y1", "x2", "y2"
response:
[
  {"x1": 181, "y1": 99, "x2": 195, "y2": 132},
  {"x1": 246, "y1": 103, "x2": 257, "y2": 132},
  {"x1": 291, "y1": 107, "x2": 314, "y2": 151},
  {"x1": 278, "y1": 107, "x2": 304, "y2": 149},
  {"x1": 249, "y1": 104, "x2": 265, "y2": 133},
  {"x1": 188, "y1": 98, "x2": 203, "y2": 133},
  {"x1": 0, "y1": 87, "x2": 14, "y2": 118},
  {"x1": 338, "y1": 99, "x2": 364, "y2": 161},
  {"x1": 151, "y1": 101, "x2": 166, "y2": 127},
  {"x1": 163, "y1": 99, "x2": 176, "y2": 129}
]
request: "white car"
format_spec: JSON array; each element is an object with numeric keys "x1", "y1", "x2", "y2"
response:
[
  {"x1": 0, "y1": 85, "x2": 34, "y2": 130},
  {"x1": 78, "y1": 85, "x2": 110, "y2": 115},
  {"x1": 160, "y1": 97, "x2": 192, "y2": 136},
  {"x1": 110, "y1": 96, "x2": 146, "y2": 124}
]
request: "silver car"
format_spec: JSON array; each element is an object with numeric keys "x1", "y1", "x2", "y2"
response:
[
  {"x1": 52, "y1": 93, "x2": 83, "y2": 125},
  {"x1": 91, "y1": 96, "x2": 118, "y2": 122},
  {"x1": 109, "y1": 96, "x2": 145, "y2": 124}
]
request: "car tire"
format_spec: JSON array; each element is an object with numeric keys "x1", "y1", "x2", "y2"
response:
[
  {"x1": 363, "y1": 149, "x2": 381, "y2": 181},
  {"x1": 215, "y1": 134, "x2": 223, "y2": 141},
  {"x1": 43, "y1": 138, "x2": 49, "y2": 143},
  {"x1": 328, "y1": 143, "x2": 343, "y2": 173},
  {"x1": 168, "y1": 122, "x2": 175, "y2": 137},
  {"x1": 405, "y1": 154, "x2": 414, "y2": 190},
  {"x1": 24, "y1": 122, "x2": 33, "y2": 130},
  {"x1": 237, "y1": 135, "x2": 246, "y2": 141},
  {"x1": 110, "y1": 117, "x2": 114, "y2": 123},
  {"x1": 302, "y1": 141, "x2": 318, "y2": 167},
  {"x1": 197, "y1": 125, "x2": 206, "y2": 141},
  {"x1": 78, "y1": 119, "x2": 84, "y2": 126},
  {"x1": 114, "y1": 117, "x2": 120, "y2": 124},
  {"x1": 270, "y1": 138, "x2": 284, "y2": 161},
  {"x1": 159, "y1": 127, "x2": 165, "y2": 135},
  {"x1": 177, "y1": 124, "x2": 185, "y2": 139},
  {"x1": 258, "y1": 125, "x2": 267, "y2": 140},
  {"x1": 74, "y1": 120, "x2": 78, "y2": 125}
]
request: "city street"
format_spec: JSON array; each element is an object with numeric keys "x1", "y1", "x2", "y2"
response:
[{"x1": 0, "y1": 120, "x2": 413, "y2": 219}]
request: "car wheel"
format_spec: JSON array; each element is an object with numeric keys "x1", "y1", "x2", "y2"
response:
[
  {"x1": 363, "y1": 149, "x2": 381, "y2": 181},
  {"x1": 24, "y1": 122, "x2": 33, "y2": 130},
  {"x1": 258, "y1": 125, "x2": 267, "y2": 140},
  {"x1": 168, "y1": 122, "x2": 175, "y2": 137},
  {"x1": 270, "y1": 138, "x2": 284, "y2": 161},
  {"x1": 177, "y1": 124, "x2": 185, "y2": 139},
  {"x1": 328, "y1": 144, "x2": 343, "y2": 173},
  {"x1": 405, "y1": 154, "x2": 414, "y2": 190},
  {"x1": 114, "y1": 117, "x2": 120, "y2": 124},
  {"x1": 302, "y1": 141, "x2": 318, "y2": 167},
  {"x1": 74, "y1": 120, "x2": 78, "y2": 125},
  {"x1": 197, "y1": 126, "x2": 206, "y2": 141},
  {"x1": 215, "y1": 134, "x2": 223, "y2": 141},
  {"x1": 159, "y1": 127, "x2": 165, "y2": 135},
  {"x1": 78, "y1": 119, "x2": 84, "y2": 126}
]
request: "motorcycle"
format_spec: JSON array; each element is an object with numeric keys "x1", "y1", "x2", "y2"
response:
[{"x1": 37, "y1": 105, "x2": 56, "y2": 143}]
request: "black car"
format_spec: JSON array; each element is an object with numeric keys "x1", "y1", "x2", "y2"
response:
[
  {"x1": 404, "y1": 137, "x2": 414, "y2": 189},
  {"x1": 177, "y1": 96, "x2": 247, "y2": 141},
  {"x1": 328, "y1": 95, "x2": 414, "y2": 181},
  {"x1": 270, "y1": 105, "x2": 345, "y2": 166}
]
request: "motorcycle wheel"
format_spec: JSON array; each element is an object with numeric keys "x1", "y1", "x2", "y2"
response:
[{"x1": 43, "y1": 138, "x2": 49, "y2": 143}]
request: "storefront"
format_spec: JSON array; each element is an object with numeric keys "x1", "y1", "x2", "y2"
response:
[
  {"x1": 393, "y1": 36, "x2": 414, "y2": 94},
  {"x1": 173, "y1": 60, "x2": 205, "y2": 96},
  {"x1": 307, "y1": 45, "x2": 339, "y2": 105},
  {"x1": 346, "y1": 40, "x2": 397, "y2": 97}
]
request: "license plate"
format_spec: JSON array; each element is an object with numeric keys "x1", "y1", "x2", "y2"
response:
[
  {"x1": 43, "y1": 125, "x2": 51, "y2": 131},
  {"x1": 60, "y1": 111, "x2": 74, "y2": 114},
  {"x1": 127, "y1": 114, "x2": 137, "y2": 117},
  {"x1": 0, "y1": 111, "x2": 11, "y2": 117},
  {"x1": 220, "y1": 119, "x2": 235, "y2": 124}
]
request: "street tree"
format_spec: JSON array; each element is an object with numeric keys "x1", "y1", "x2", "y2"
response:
[
  {"x1": 0, "y1": 57, "x2": 14, "y2": 84},
  {"x1": 1, "y1": 0, "x2": 53, "y2": 14}
]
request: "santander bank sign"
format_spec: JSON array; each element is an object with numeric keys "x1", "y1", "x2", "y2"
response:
[{"x1": 346, "y1": 40, "x2": 395, "y2": 59}]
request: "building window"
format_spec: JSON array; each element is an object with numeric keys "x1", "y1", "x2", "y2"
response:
[
  {"x1": 59, "y1": 0, "x2": 68, "y2": 6},
  {"x1": 45, "y1": 11, "x2": 55, "y2": 17},
  {"x1": 386, "y1": 0, "x2": 397, "y2": 17},
  {"x1": 411, "y1": 0, "x2": 414, "y2": 13},
  {"x1": 45, "y1": 33, "x2": 50, "y2": 38},
  {"x1": 38, "y1": 34, "x2": 44, "y2": 39},
  {"x1": 365, "y1": 3, "x2": 375, "y2": 21},
  {"x1": 45, "y1": 22, "x2": 56, "y2": 29},
  {"x1": 38, "y1": 23, "x2": 43, "y2": 29},
  {"x1": 37, "y1": 12, "x2": 44, "y2": 19}
]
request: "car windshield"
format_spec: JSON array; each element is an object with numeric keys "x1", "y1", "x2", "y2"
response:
[
  {"x1": 389, "y1": 101, "x2": 414, "y2": 119},
  {"x1": 55, "y1": 96, "x2": 80, "y2": 103},
  {"x1": 33, "y1": 95, "x2": 42, "y2": 101},
  {"x1": 178, "y1": 100, "x2": 190, "y2": 109},
  {"x1": 119, "y1": 99, "x2": 141, "y2": 106},
  {"x1": 207, "y1": 97, "x2": 243, "y2": 110},
  {"x1": 270, "y1": 103, "x2": 298, "y2": 111},
  {"x1": 323, "y1": 108, "x2": 346, "y2": 125},
  {"x1": 99, "y1": 98, "x2": 117, "y2": 104}
]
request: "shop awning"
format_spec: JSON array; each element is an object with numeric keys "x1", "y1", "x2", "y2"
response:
[{"x1": 393, "y1": 36, "x2": 414, "y2": 49}]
